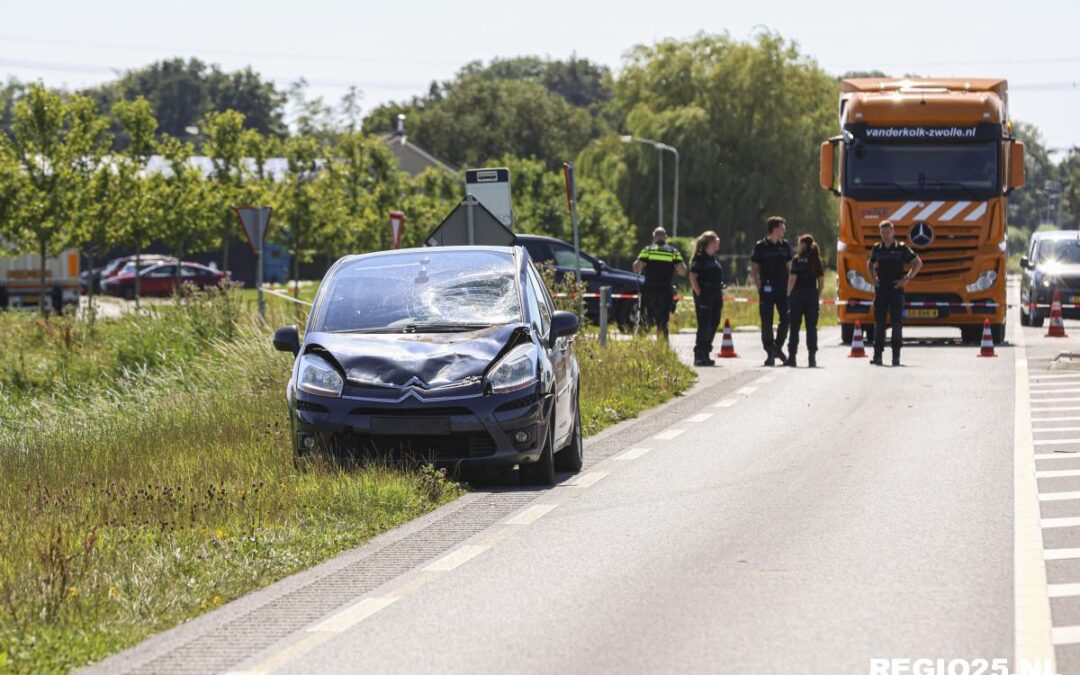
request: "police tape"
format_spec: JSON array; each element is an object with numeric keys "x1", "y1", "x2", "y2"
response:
[
  {"x1": 264, "y1": 287, "x2": 314, "y2": 307},
  {"x1": 552, "y1": 292, "x2": 1013, "y2": 309}
]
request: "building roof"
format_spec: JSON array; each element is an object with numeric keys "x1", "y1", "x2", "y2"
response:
[{"x1": 378, "y1": 132, "x2": 456, "y2": 177}]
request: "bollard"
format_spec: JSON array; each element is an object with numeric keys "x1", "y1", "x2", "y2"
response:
[{"x1": 599, "y1": 285, "x2": 611, "y2": 347}]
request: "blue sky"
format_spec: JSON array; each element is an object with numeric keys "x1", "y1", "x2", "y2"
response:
[{"x1": 3, "y1": 0, "x2": 1078, "y2": 151}]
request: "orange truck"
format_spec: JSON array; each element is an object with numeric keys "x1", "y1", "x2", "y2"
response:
[{"x1": 820, "y1": 78, "x2": 1025, "y2": 344}]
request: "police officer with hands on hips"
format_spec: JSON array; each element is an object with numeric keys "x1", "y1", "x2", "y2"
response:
[
  {"x1": 689, "y1": 230, "x2": 724, "y2": 367},
  {"x1": 750, "y1": 216, "x2": 794, "y2": 367},
  {"x1": 786, "y1": 234, "x2": 825, "y2": 368},
  {"x1": 867, "y1": 219, "x2": 923, "y2": 366},
  {"x1": 633, "y1": 227, "x2": 687, "y2": 342}
]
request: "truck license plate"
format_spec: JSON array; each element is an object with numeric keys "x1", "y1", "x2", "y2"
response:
[{"x1": 906, "y1": 309, "x2": 938, "y2": 318}]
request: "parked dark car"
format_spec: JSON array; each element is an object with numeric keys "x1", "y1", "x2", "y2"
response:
[
  {"x1": 102, "y1": 261, "x2": 227, "y2": 299},
  {"x1": 272, "y1": 246, "x2": 582, "y2": 485},
  {"x1": 516, "y1": 234, "x2": 643, "y2": 331},
  {"x1": 1020, "y1": 230, "x2": 1080, "y2": 327},
  {"x1": 81, "y1": 254, "x2": 178, "y2": 294}
]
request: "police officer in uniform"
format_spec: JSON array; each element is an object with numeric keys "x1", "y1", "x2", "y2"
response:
[
  {"x1": 786, "y1": 234, "x2": 825, "y2": 368},
  {"x1": 633, "y1": 227, "x2": 687, "y2": 341},
  {"x1": 750, "y1": 216, "x2": 793, "y2": 366},
  {"x1": 867, "y1": 219, "x2": 923, "y2": 366},
  {"x1": 690, "y1": 230, "x2": 724, "y2": 366}
]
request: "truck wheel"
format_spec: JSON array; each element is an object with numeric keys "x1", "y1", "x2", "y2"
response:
[
  {"x1": 841, "y1": 323, "x2": 854, "y2": 345},
  {"x1": 991, "y1": 323, "x2": 1006, "y2": 344}
]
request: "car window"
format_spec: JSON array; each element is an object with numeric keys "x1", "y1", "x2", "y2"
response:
[
  {"x1": 523, "y1": 240, "x2": 554, "y2": 265},
  {"x1": 1037, "y1": 238, "x2": 1080, "y2": 265},
  {"x1": 314, "y1": 250, "x2": 522, "y2": 333},
  {"x1": 146, "y1": 265, "x2": 175, "y2": 278},
  {"x1": 551, "y1": 243, "x2": 593, "y2": 270},
  {"x1": 180, "y1": 266, "x2": 201, "y2": 277},
  {"x1": 525, "y1": 265, "x2": 552, "y2": 338}
]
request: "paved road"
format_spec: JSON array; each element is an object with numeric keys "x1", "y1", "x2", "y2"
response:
[{"x1": 91, "y1": 284, "x2": 1080, "y2": 675}]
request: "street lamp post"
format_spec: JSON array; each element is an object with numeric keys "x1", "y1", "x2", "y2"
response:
[{"x1": 621, "y1": 135, "x2": 680, "y2": 237}]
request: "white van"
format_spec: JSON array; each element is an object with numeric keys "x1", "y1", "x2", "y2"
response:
[{"x1": 0, "y1": 249, "x2": 81, "y2": 310}]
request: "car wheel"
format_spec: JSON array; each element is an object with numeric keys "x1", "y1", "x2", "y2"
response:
[
  {"x1": 1031, "y1": 312, "x2": 1045, "y2": 328},
  {"x1": 555, "y1": 392, "x2": 583, "y2": 473},
  {"x1": 520, "y1": 403, "x2": 556, "y2": 486},
  {"x1": 991, "y1": 323, "x2": 1006, "y2": 345}
]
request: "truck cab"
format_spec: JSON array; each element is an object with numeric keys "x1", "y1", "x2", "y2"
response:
[{"x1": 820, "y1": 78, "x2": 1026, "y2": 344}]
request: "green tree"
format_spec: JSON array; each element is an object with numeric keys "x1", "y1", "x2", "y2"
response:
[
  {"x1": 203, "y1": 109, "x2": 246, "y2": 270},
  {"x1": 321, "y1": 132, "x2": 406, "y2": 254},
  {"x1": 111, "y1": 97, "x2": 159, "y2": 304},
  {"x1": 152, "y1": 136, "x2": 220, "y2": 288},
  {"x1": 585, "y1": 31, "x2": 839, "y2": 260},
  {"x1": 273, "y1": 135, "x2": 325, "y2": 294},
  {"x1": 1009, "y1": 121, "x2": 1057, "y2": 230}
]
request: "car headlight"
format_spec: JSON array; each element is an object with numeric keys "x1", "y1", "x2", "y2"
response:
[
  {"x1": 297, "y1": 353, "x2": 344, "y2": 397},
  {"x1": 485, "y1": 344, "x2": 537, "y2": 395},
  {"x1": 846, "y1": 269, "x2": 875, "y2": 293},
  {"x1": 966, "y1": 270, "x2": 998, "y2": 293}
]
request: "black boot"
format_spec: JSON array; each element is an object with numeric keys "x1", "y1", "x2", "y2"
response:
[
  {"x1": 785, "y1": 348, "x2": 797, "y2": 367},
  {"x1": 808, "y1": 352, "x2": 817, "y2": 368}
]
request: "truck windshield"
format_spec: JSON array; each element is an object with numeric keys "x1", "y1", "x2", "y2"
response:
[{"x1": 844, "y1": 141, "x2": 999, "y2": 200}]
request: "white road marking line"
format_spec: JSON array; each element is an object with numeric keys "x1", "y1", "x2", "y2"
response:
[
  {"x1": 1053, "y1": 626, "x2": 1080, "y2": 646},
  {"x1": 1043, "y1": 517, "x2": 1080, "y2": 529},
  {"x1": 306, "y1": 596, "x2": 401, "y2": 633},
  {"x1": 1033, "y1": 427, "x2": 1080, "y2": 433},
  {"x1": 713, "y1": 398, "x2": 739, "y2": 408},
  {"x1": 686, "y1": 413, "x2": 714, "y2": 423},
  {"x1": 1035, "y1": 453, "x2": 1080, "y2": 459},
  {"x1": 566, "y1": 471, "x2": 608, "y2": 488},
  {"x1": 1031, "y1": 389, "x2": 1080, "y2": 395},
  {"x1": 1030, "y1": 382, "x2": 1080, "y2": 389},
  {"x1": 1031, "y1": 398, "x2": 1080, "y2": 404},
  {"x1": 735, "y1": 386, "x2": 758, "y2": 396},
  {"x1": 503, "y1": 504, "x2": 558, "y2": 526},
  {"x1": 653, "y1": 429, "x2": 685, "y2": 440},
  {"x1": 1047, "y1": 583, "x2": 1080, "y2": 598},
  {"x1": 228, "y1": 632, "x2": 339, "y2": 674},
  {"x1": 1029, "y1": 374, "x2": 1080, "y2": 380},
  {"x1": 1036, "y1": 469, "x2": 1080, "y2": 479},
  {"x1": 755, "y1": 375, "x2": 776, "y2": 383},
  {"x1": 1033, "y1": 417, "x2": 1080, "y2": 424},
  {"x1": 1033, "y1": 407, "x2": 1080, "y2": 413},
  {"x1": 1045, "y1": 548, "x2": 1080, "y2": 560},
  {"x1": 1034, "y1": 438, "x2": 1080, "y2": 446},
  {"x1": 423, "y1": 544, "x2": 492, "y2": 572},
  {"x1": 1013, "y1": 324, "x2": 1057, "y2": 669},
  {"x1": 614, "y1": 447, "x2": 652, "y2": 461},
  {"x1": 1039, "y1": 491, "x2": 1080, "y2": 502}
]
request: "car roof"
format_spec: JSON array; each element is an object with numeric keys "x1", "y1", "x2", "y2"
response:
[
  {"x1": 339, "y1": 246, "x2": 521, "y2": 264},
  {"x1": 513, "y1": 234, "x2": 563, "y2": 244},
  {"x1": 1033, "y1": 230, "x2": 1080, "y2": 241}
]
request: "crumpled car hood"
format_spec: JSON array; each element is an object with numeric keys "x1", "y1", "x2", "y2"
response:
[{"x1": 307, "y1": 324, "x2": 521, "y2": 389}]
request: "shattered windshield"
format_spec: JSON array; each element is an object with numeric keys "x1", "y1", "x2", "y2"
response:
[{"x1": 313, "y1": 250, "x2": 522, "y2": 333}]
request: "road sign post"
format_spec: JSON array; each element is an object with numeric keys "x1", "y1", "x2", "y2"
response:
[
  {"x1": 234, "y1": 206, "x2": 273, "y2": 322},
  {"x1": 389, "y1": 210, "x2": 405, "y2": 249},
  {"x1": 562, "y1": 162, "x2": 583, "y2": 319}
]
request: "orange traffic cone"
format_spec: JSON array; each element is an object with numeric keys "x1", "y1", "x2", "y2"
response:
[
  {"x1": 716, "y1": 319, "x2": 738, "y2": 358},
  {"x1": 977, "y1": 319, "x2": 996, "y2": 357},
  {"x1": 1047, "y1": 290, "x2": 1068, "y2": 338},
  {"x1": 849, "y1": 320, "x2": 867, "y2": 358}
]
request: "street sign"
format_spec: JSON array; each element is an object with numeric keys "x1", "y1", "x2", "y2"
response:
[
  {"x1": 235, "y1": 206, "x2": 272, "y2": 257},
  {"x1": 233, "y1": 205, "x2": 273, "y2": 321},
  {"x1": 465, "y1": 168, "x2": 512, "y2": 227},
  {"x1": 425, "y1": 196, "x2": 516, "y2": 247},
  {"x1": 389, "y1": 210, "x2": 406, "y2": 249}
]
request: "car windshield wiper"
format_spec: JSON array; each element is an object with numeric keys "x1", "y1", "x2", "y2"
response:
[
  {"x1": 921, "y1": 181, "x2": 979, "y2": 199},
  {"x1": 403, "y1": 322, "x2": 494, "y2": 333},
  {"x1": 331, "y1": 327, "x2": 398, "y2": 334}
]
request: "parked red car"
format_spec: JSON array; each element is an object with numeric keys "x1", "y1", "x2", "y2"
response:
[{"x1": 102, "y1": 262, "x2": 228, "y2": 299}]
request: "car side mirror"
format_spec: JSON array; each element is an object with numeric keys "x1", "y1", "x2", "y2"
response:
[
  {"x1": 595, "y1": 259, "x2": 607, "y2": 272},
  {"x1": 273, "y1": 324, "x2": 300, "y2": 356},
  {"x1": 1020, "y1": 256, "x2": 1029, "y2": 270},
  {"x1": 550, "y1": 311, "x2": 579, "y2": 345}
]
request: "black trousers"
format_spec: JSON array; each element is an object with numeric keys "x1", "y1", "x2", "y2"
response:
[
  {"x1": 694, "y1": 291, "x2": 723, "y2": 359},
  {"x1": 787, "y1": 289, "x2": 819, "y2": 355},
  {"x1": 643, "y1": 287, "x2": 674, "y2": 338},
  {"x1": 873, "y1": 290, "x2": 905, "y2": 356},
  {"x1": 759, "y1": 291, "x2": 789, "y2": 355}
]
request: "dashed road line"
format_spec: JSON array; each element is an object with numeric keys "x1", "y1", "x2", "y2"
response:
[
  {"x1": 1033, "y1": 407, "x2": 1080, "y2": 413},
  {"x1": 1037, "y1": 469, "x2": 1080, "y2": 479},
  {"x1": 1040, "y1": 492, "x2": 1080, "y2": 502},
  {"x1": 566, "y1": 471, "x2": 608, "y2": 488},
  {"x1": 1033, "y1": 428, "x2": 1080, "y2": 434},
  {"x1": 686, "y1": 413, "x2": 714, "y2": 423},
  {"x1": 1035, "y1": 438, "x2": 1080, "y2": 446},
  {"x1": 1048, "y1": 584, "x2": 1080, "y2": 598},
  {"x1": 423, "y1": 544, "x2": 492, "y2": 572},
  {"x1": 614, "y1": 447, "x2": 652, "y2": 461},
  {"x1": 1046, "y1": 548, "x2": 1080, "y2": 560},
  {"x1": 713, "y1": 398, "x2": 739, "y2": 408},
  {"x1": 1035, "y1": 453, "x2": 1080, "y2": 459},
  {"x1": 1043, "y1": 517, "x2": 1080, "y2": 529},
  {"x1": 653, "y1": 428, "x2": 685, "y2": 440},
  {"x1": 735, "y1": 386, "x2": 758, "y2": 396},
  {"x1": 1053, "y1": 626, "x2": 1080, "y2": 646},
  {"x1": 503, "y1": 504, "x2": 558, "y2": 526},
  {"x1": 306, "y1": 596, "x2": 402, "y2": 633}
]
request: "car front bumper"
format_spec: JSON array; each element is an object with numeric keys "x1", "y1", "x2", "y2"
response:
[{"x1": 289, "y1": 384, "x2": 550, "y2": 466}]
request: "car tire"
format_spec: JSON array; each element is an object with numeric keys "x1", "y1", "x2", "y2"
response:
[
  {"x1": 1020, "y1": 304, "x2": 1031, "y2": 326},
  {"x1": 991, "y1": 323, "x2": 1006, "y2": 345},
  {"x1": 555, "y1": 393, "x2": 583, "y2": 473},
  {"x1": 1032, "y1": 312, "x2": 1045, "y2": 328},
  {"x1": 520, "y1": 403, "x2": 556, "y2": 486}
]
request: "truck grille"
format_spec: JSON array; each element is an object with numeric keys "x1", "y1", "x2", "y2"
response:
[{"x1": 861, "y1": 224, "x2": 980, "y2": 279}]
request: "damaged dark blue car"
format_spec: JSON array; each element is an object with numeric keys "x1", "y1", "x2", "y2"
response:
[{"x1": 272, "y1": 246, "x2": 582, "y2": 485}]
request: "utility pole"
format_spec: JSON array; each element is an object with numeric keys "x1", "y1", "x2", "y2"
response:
[{"x1": 621, "y1": 136, "x2": 680, "y2": 236}]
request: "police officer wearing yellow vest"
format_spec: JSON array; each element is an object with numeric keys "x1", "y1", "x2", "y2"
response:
[
  {"x1": 633, "y1": 227, "x2": 687, "y2": 341},
  {"x1": 867, "y1": 219, "x2": 923, "y2": 366}
]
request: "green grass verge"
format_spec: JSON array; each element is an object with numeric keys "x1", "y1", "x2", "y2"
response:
[
  {"x1": 0, "y1": 291, "x2": 694, "y2": 672},
  {"x1": 670, "y1": 270, "x2": 840, "y2": 332}
]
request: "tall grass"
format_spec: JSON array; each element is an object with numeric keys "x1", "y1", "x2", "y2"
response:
[{"x1": 0, "y1": 288, "x2": 693, "y2": 672}]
